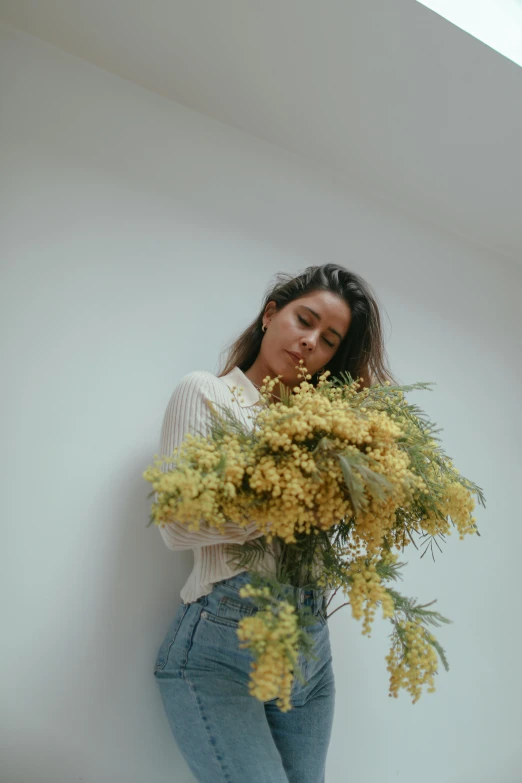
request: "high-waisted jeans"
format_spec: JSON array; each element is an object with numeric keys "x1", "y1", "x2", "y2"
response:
[{"x1": 153, "y1": 570, "x2": 336, "y2": 783}]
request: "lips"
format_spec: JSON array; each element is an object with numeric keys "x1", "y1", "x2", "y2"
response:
[{"x1": 287, "y1": 351, "x2": 304, "y2": 365}]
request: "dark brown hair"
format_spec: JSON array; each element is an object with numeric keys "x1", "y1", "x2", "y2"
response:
[{"x1": 218, "y1": 263, "x2": 398, "y2": 389}]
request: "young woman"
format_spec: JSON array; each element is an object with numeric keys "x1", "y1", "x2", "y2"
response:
[{"x1": 153, "y1": 263, "x2": 396, "y2": 782}]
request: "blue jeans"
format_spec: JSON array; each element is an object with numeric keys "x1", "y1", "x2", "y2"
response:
[{"x1": 153, "y1": 570, "x2": 336, "y2": 782}]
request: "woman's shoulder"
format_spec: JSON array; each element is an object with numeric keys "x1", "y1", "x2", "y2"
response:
[
  {"x1": 174, "y1": 368, "x2": 229, "y2": 397},
  {"x1": 179, "y1": 368, "x2": 216, "y2": 383}
]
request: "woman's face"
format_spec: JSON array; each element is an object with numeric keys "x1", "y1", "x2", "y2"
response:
[{"x1": 257, "y1": 290, "x2": 352, "y2": 389}]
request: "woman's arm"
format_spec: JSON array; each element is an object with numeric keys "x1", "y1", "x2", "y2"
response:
[{"x1": 155, "y1": 370, "x2": 264, "y2": 551}]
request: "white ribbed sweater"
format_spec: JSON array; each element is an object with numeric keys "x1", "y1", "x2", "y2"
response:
[{"x1": 156, "y1": 366, "x2": 282, "y2": 603}]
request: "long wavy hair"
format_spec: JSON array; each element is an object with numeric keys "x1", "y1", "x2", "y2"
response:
[{"x1": 217, "y1": 263, "x2": 398, "y2": 389}]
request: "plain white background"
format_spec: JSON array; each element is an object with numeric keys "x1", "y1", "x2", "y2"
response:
[{"x1": 1, "y1": 20, "x2": 521, "y2": 783}]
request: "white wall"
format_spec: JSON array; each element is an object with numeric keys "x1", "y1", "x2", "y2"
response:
[{"x1": 1, "y1": 21, "x2": 521, "y2": 783}]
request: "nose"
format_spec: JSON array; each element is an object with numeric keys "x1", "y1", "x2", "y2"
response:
[{"x1": 300, "y1": 336, "x2": 316, "y2": 352}]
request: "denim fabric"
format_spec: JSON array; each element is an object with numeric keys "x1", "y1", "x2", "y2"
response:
[{"x1": 153, "y1": 570, "x2": 336, "y2": 782}]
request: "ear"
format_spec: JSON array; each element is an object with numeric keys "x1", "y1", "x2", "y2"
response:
[{"x1": 264, "y1": 300, "x2": 278, "y2": 319}]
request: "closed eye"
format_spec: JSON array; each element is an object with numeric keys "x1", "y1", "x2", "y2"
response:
[{"x1": 297, "y1": 315, "x2": 335, "y2": 348}]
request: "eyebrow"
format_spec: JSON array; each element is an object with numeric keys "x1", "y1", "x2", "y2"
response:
[{"x1": 301, "y1": 305, "x2": 344, "y2": 341}]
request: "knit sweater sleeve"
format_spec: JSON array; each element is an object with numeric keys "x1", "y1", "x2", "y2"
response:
[{"x1": 155, "y1": 370, "x2": 264, "y2": 551}]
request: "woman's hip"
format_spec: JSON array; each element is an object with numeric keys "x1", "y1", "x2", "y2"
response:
[{"x1": 153, "y1": 570, "x2": 332, "y2": 687}]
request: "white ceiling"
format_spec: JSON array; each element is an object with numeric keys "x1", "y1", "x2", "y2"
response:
[
  {"x1": 1, "y1": 0, "x2": 521, "y2": 263},
  {"x1": 418, "y1": 0, "x2": 522, "y2": 69}
]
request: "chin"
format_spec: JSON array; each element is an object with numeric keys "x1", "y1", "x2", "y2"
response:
[
  {"x1": 269, "y1": 365, "x2": 290, "y2": 385},
  {"x1": 280, "y1": 369, "x2": 300, "y2": 387}
]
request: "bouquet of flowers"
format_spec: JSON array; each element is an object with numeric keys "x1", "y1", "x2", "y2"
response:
[{"x1": 143, "y1": 362, "x2": 484, "y2": 712}]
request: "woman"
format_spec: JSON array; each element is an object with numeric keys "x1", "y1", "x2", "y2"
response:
[{"x1": 153, "y1": 263, "x2": 396, "y2": 782}]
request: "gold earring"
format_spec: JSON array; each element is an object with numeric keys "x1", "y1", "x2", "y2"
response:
[{"x1": 261, "y1": 324, "x2": 267, "y2": 333}]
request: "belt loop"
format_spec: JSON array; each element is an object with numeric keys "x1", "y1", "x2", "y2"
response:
[{"x1": 315, "y1": 588, "x2": 323, "y2": 617}]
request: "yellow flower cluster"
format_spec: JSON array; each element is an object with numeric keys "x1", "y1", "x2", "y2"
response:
[
  {"x1": 343, "y1": 555, "x2": 396, "y2": 636},
  {"x1": 385, "y1": 621, "x2": 439, "y2": 703},
  {"x1": 235, "y1": 584, "x2": 301, "y2": 713},
  {"x1": 409, "y1": 458, "x2": 477, "y2": 542},
  {"x1": 144, "y1": 432, "x2": 253, "y2": 534},
  {"x1": 146, "y1": 367, "x2": 477, "y2": 558},
  {"x1": 441, "y1": 481, "x2": 477, "y2": 540}
]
